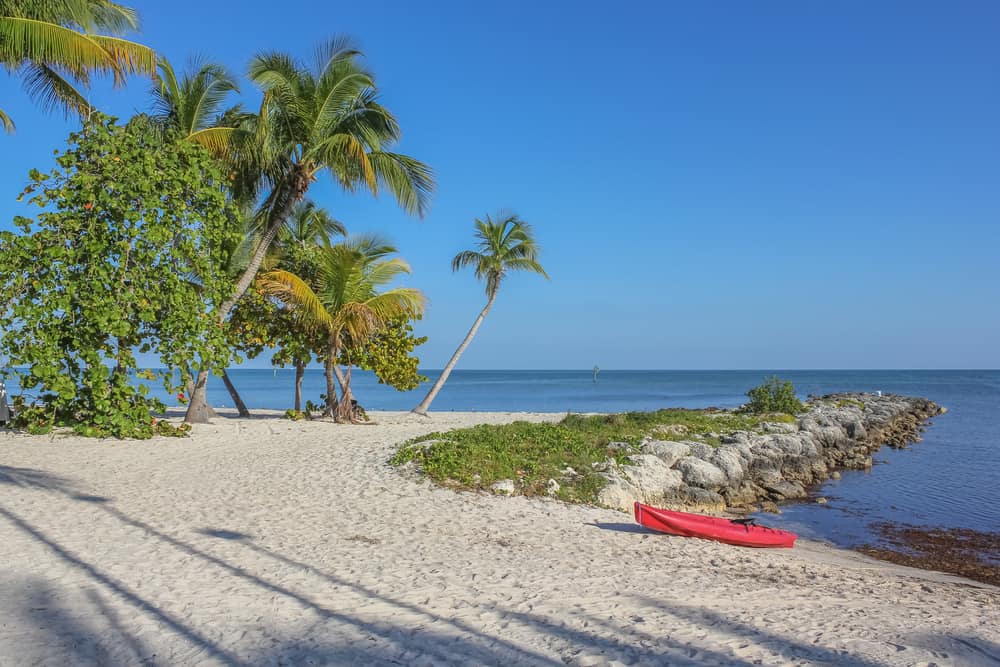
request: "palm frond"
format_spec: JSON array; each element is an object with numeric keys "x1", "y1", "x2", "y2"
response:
[
  {"x1": 0, "y1": 16, "x2": 119, "y2": 72},
  {"x1": 88, "y1": 34, "x2": 155, "y2": 81},
  {"x1": 185, "y1": 125, "x2": 235, "y2": 154},
  {"x1": 368, "y1": 151, "x2": 434, "y2": 218},
  {"x1": 19, "y1": 61, "x2": 90, "y2": 117},
  {"x1": 0, "y1": 106, "x2": 13, "y2": 132},
  {"x1": 451, "y1": 250, "x2": 485, "y2": 273},
  {"x1": 259, "y1": 269, "x2": 334, "y2": 329},
  {"x1": 503, "y1": 257, "x2": 549, "y2": 279}
]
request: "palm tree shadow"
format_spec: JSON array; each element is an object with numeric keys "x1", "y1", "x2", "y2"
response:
[
  {"x1": 0, "y1": 505, "x2": 245, "y2": 666},
  {"x1": 0, "y1": 465, "x2": 77, "y2": 493},
  {"x1": 633, "y1": 595, "x2": 886, "y2": 667}
]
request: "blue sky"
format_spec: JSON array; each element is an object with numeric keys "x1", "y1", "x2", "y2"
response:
[{"x1": 1, "y1": 1, "x2": 998, "y2": 369}]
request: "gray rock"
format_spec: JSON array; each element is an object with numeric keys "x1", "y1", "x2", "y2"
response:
[
  {"x1": 623, "y1": 454, "x2": 685, "y2": 495},
  {"x1": 675, "y1": 456, "x2": 727, "y2": 490},
  {"x1": 607, "y1": 441, "x2": 634, "y2": 454},
  {"x1": 641, "y1": 440, "x2": 690, "y2": 467},
  {"x1": 721, "y1": 430, "x2": 751, "y2": 443},
  {"x1": 709, "y1": 447, "x2": 746, "y2": 483},
  {"x1": 597, "y1": 477, "x2": 641, "y2": 511},
  {"x1": 546, "y1": 479, "x2": 561, "y2": 496},
  {"x1": 665, "y1": 486, "x2": 726, "y2": 511},
  {"x1": 685, "y1": 441, "x2": 715, "y2": 460},
  {"x1": 845, "y1": 420, "x2": 867, "y2": 439},
  {"x1": 760, "y1": 500, "x2": 781, "y2": 514},
  {"x1": 490, "y1": 479, "x2": 516, "y2": 495},
  {"x1": 761, "y1": 421, "x2": 798, "y2": 434},
  {"x1": 762, "y1": 479, "x2": 806, "y2": 500}
]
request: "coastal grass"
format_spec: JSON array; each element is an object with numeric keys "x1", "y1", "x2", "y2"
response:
[{"x1": 391, "y1": 409, "x2": 796, "y2": 503}]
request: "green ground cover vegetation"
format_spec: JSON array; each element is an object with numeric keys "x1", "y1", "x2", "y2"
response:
[{"x1": 391, "y1": 408, "x2": 797, "y2": 504}]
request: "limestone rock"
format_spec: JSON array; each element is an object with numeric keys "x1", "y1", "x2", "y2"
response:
[
  {"x1": 664, "y1": 486, "x2": 726, "y2": 512},
  {"x1": 761, "y1": 421, "x2": 798, "y2": 434},
  {"x1": 709, "y1": 447, "x2": 746, "y2": 483},
  {"x1": 490, "y1": 479, "x2": 516, "y2": 495},
  {"x1": 762, "y1": 479, "x2": 806, "y2": 500},
  {"x1": 685, "y1": 441, "x2": 715, "y2": 460},
  {"x1": 597, "y1": 477, "x2": 641, "y2": 512},
  {"x1": 675, "y1": 456, "x2": 727, "y2": 490},
  {"x1": 760, "y1": 500, "x2": 781, "y2": 514},
  {"x1": 622, "y1": 454, "x2": 685, "y2": 495},
  {"x1": 641, "y1": 440, "x2": 690, "y2": 468},
  {"x1": 845, "y1": 420, "x2": 867, "y2": 439}
]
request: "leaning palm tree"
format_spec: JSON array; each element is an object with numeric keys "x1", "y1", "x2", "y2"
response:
[
  {"x1": 260, "y1": 234, "x2": 424, "y2": 422},
  {"x1": 150, "y1": 59, "x2": 248, "y2": 414},
  {"x1": 0, "y1": 0, "x2": 156, "y2": 131},
  {"x1": 184, "y1": 36, "x2": 433, "y2": 423},
  {"x1": 412, "y1": 212, "x2": 548, "y2": 416}
]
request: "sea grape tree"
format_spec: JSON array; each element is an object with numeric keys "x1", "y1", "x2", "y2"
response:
[{"x1": 0, "y1": 114, "x2": 239, "y2": 437}]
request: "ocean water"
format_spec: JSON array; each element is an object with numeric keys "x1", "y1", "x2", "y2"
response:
[{"x1": 6, "y1": 369, "x2": 999, "y2": 547}]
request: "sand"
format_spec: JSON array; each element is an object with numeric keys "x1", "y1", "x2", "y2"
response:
[{"x1": 0, "y1": 411, "x2": 997, "y2": 666}]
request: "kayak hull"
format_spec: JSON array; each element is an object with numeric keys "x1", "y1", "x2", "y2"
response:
[{"x1": 634, "y1": 502, "x2": 797, "y2": 548}]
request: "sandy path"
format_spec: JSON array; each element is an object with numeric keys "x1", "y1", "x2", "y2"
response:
[{"x1": 0, "y1": 411, "x2": 997, "y2": 666}]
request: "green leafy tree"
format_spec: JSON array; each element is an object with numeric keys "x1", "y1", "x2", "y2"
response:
[
  {"x1": 342, "y1": 316, "x2": 427, "y2": 392},
  {"x1": 261, "y1": 235, "x2": 424, "y2": 422},
  {"x1": 0, "y1": 114, "x2": 238, "y2": 437},
  {"x1": 227, "y1": 240, "x2": 322, "y2": 414},
  {"x1": 0, "y1": 0, "x2": 156, "y2": 131},
  {"x1": 412, "y1": 212, "x2": 548, "y2": 416},
  {"x1": 183, "y1": 36, "x2": 434, "y2": 424},
  {"x1": 743, "y1": 377, "x2": 805, "y2": 415}
]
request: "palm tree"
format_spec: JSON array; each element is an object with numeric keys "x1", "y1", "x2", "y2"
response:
[
  {"x1": 151, "y1": 55, "x2": 239, "y2": 141},
  {"x1": 412, "y1": 212, "x2": 548, "y2": 416},
  {"x1": 279, "y1": 200, "x2": 346, "y2": 251},
  {"x1": 272, "y1": 200, "x2": 344, "y2": 413},
  {"x1": 184, "y1": 36, "x2": 433, "y2": 423},
  {"x1": 261, "y1": 235, "x2": 424, "y2": 422},
  {"x1": 150, "y1": 56, "x2": 249, "y2": 414},
  {"x1": 0, "y1": 0, "x2": 156, "y2": 131}
]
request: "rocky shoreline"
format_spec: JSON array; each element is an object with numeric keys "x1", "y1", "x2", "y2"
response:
[{"x1": 596, "y1": 392, "x2": 945, "y2": 513}]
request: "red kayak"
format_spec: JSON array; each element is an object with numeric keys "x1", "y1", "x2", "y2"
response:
[{"x1": 634, "y1": 502, "x2": 797, "y2": 548}]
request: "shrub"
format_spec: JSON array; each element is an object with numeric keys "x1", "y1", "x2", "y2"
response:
[
  {"x1": 743, "y1": 377, "x2": 804, "y2": 415},
  {"x1": 0, "y1": 114, "x2": 238, "y2": 438}
]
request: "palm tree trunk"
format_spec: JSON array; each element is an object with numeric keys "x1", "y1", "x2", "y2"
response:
[
  {"x1": 323, "y1": 337, "x2": 338, "y2": 417},
  {"x1": 294, "y1": 360, "x2": 305, "y2": 413},
  {"x1": 185, "y1": 172, "x2": 310, "y2": 424},
  {"x1": 334, "y1": 364, "x2": 356, "y2": 423},
  {"x1": 220, "y1": 369, "x2": 250, "y2": 417},
  {"x1": 412, "y1": 290, "x2": 497, "y2": 416},
  {"x1": 185, "y1": 370, "x2": 217, "y2": 422}
]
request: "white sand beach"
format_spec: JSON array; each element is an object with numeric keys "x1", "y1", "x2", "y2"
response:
[{"x1": 0, "y1": 411, "x2": 997, "y2": 666}]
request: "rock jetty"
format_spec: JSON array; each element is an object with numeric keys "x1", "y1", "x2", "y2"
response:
[{"x1": 597, "y1": 393, "x2": 944, "y2": 512}]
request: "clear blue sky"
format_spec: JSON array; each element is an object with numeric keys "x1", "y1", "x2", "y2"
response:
[{"x1": 2, "y1": 1, "x2": 998, "y2": 369}]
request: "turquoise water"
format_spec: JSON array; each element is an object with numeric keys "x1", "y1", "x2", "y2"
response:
[{"x1": 6, "y1": 369, "x2": 999, "y2": 546}]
